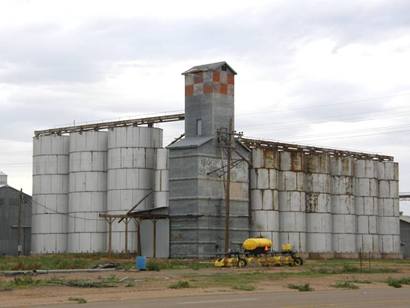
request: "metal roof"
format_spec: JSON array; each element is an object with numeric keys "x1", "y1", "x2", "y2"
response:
[
  {"x1": 182, "y1": 61, "x2": 237, "y2": 75},
  {"x1": 400, "y1": 216, "x2": 410, "y2": 224},
  {"x1": 34, "y1": 113, "x2": 185, "y2": 137},
  {"x1": 239, "y1": 137, "x2": 394, "y2": 162},
  {"x1": 167, "y1": 136, "x2": 213, "y2": 149}
]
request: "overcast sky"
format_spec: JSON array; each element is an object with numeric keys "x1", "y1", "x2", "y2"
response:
[{"x1": 0, "y1": 0, "x2": 409, "y2": 211}]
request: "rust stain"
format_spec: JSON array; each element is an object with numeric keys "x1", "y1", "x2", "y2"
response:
[
  {"x1": 263, "y1": 148, "x2": 280, "y2": 169},
  {"x1": 291, "y1": 152, "x2": 304, "y2": 171}
]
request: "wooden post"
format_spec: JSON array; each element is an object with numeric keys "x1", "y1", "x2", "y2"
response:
[
  {"x1": 134, "y1": 218, "x2": 141, "y2": 256},
  {"x1": 124, "y1": 218, "x2": 129, "y2": 255},
  {"x1": 104, "y1": 217, "x2": 115, "y2": 258},
  {"x1": 153, "y1": 219, "x2": 157, "y2": 258},
  {"x1": 359, "y1": 249, "x2": 363, "y2": 272}
]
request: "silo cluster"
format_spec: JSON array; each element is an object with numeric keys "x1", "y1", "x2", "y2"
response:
[
  {"x1": 31, "y1": 127, "x2": 168, "y2": 255},
  {"x1": 249, "y1": 147, "x2": 400, "y2": 257}
]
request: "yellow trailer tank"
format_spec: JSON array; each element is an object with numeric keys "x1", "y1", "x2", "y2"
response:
[{"x1": 242, "y1": 238, "x2": 272, "y2": 254}]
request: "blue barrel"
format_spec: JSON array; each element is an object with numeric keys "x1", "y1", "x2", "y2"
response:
[{"x1": 136, "y1": 256, "x2": 146, "y2": 271}]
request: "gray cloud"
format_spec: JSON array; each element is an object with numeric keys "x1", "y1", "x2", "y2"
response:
[
  {"x1": 1, "y1": 0, "x2": 410, "y2": 195},
  {"x1": 0, "y1": 1, "x2": 409, "y2": 85}
]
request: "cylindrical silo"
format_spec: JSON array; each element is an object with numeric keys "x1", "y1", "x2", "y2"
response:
[
  {"x1": 68, "y1": 131, "x2": 108, "y2": 252},
  {"x1": 305, "y1": 153, "x2": 332, "y2": 256},
  {"x1": 107, "y1": 126, "x2": 162, "y2": 253},
  {"x1": 250, "y1": 148, "x2": 280, "y2": 250},
  {"x1": 355, "y1": 159, "x2": 379, "y2": 255},
  {"x1": 377, "y1": 161, "x2": 400, "y2": 257},
  {"x1": 32, "y1": 135, "x2": 69, "y2": 253},
  {"x1": 331, "y1": 156, "x2": 356, "y2": 257},
  {"x1": 278, "y1": 151, "x2": 306, "y2": 252},
  {"x1": 154, "y1": 148, "x2": 169, "y2": 208}
]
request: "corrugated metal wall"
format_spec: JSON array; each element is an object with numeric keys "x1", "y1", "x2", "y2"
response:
[
  {"x1": 400, "y1": 220, "x2": 410, "y2": 258},
  {"x1": 0, "y1": 186, "x2": 32, "y2": 256}
]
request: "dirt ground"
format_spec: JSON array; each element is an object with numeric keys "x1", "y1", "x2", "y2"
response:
[{"x1": 1, "y1": 262, "x2": 410, "y2": 307}]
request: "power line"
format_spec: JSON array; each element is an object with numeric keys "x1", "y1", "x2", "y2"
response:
[
  {"x1": 30, "y1": 198, "x2": 105, "y2": 222},
  {"x1": 290, "y1": 126, "x2": 410, "y2": 143},
  {"x1": 236, "y1": 90, "x2": 410, "y2": 118}
]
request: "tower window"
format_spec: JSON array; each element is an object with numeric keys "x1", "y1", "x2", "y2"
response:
[{"x1": 196, "y1": 119, "x2": 202, "y2": 136}]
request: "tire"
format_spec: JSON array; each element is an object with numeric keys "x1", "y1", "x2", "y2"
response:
[
  {"x1": 294, "y1": 257, "x2": 303, "y2": 266},
  {"x1": 237, "y1": 258, "x2": 247, "y2": 268}
]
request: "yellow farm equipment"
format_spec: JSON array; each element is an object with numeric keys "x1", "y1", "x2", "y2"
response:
[{"x1": 214, "y1": 238, "x2": 303, "y2": 268}]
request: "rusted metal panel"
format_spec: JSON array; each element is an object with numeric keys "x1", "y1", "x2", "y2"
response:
[{"x1": 263, "y1": 148, "x2": 280, "y2": 169}]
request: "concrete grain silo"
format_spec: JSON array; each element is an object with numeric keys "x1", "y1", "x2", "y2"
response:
[
  {"x1": 107, "y1": 126, "x2": 162, "y2": 253},
  {"x1": 32, "y1": 135, "x2": 69, "y2": 253},
  {"x1": 377, "y1": 161, "x2": 400, "y2": 256},
  {"x1": 330, "y1": 156, "x2": 356, "y2": 257},
  {"x1": 250, "y1": 148, "x2": 280, "y2": 251},
  {"x1": 305, "y1": 153, "x2": 332, "y2": 256},
  {"x1": 354, "y1": 159, "x2": 379, "y2": 255},
  {"x1": 278, "y1": 151, "x2": 306, "y2": 252},
  {"x1": 67, "y1": 131, "x2": 108, "y2": 252}
]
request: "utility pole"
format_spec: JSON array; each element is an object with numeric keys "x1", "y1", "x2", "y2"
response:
[
  {"x1": 224, "y1": 119, "x2": 233, "y2": 254},
  {"x1": 214, "y1": 120, "x2": 244, "y2": 254},
  {"x1": 17, "y1": 189, "x2": 23, "y2": 256}
]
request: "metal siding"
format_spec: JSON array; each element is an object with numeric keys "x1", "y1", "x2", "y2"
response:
[{"x1": 0, "y1": 187, "x2": 32, "y2": 256}]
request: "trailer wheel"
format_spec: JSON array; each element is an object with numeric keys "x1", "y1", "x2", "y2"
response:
[
  {"x1": 237, "y1": 258, "x2": 247, "y2": 268},
  {"x1": 294, "y1": 257, "x2": 303, "y2": 266}
]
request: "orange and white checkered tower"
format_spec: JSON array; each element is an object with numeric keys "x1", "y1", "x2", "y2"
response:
[{"x1": 182, "y1": 62, "x2": 236, "y2": 138}]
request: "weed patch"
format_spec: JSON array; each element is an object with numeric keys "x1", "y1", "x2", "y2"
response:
[
  {"x1": 347, "y1": 279, "x2": 371, "y2": 284},
  {"x1": 387, "y1": 278, "x2": 402, "y2": 288},
  {"x1": 169, "y1": 280, "x2": 191, "y2": 289},
  {"x1": 386, "y1": 277, "x2": 410, "y2": 288},
  {"x1": 68, "y1": 297, "x2": 87, "y2": 304},
  {"x1": 232, "y1": 284, "x2": 255, "y2": 291},
  {"x1": 147, "y1": 262, "x2": 160, "y2": 271},
  {"x1": 64, "y1": 279, "x2": 116, "y2": 288},
  {"x1": 310, "y1": 264, "x2": 397, "y2": 275},
  {"x1": 288, "y1": 283, "x2": 313, "y2": 292},
  {"x1": 332, "y1": 281, "x2": 359, "y2": 289}
]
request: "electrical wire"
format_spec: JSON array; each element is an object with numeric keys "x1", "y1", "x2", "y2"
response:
[
  {"x1": 236, "y1": 90, "x2": 410, "y2": 118},
  {"x1": 30, "y1": 198, "x2": 105, "y2": 222}
]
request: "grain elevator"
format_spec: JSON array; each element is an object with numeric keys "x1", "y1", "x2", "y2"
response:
[{"x1": 32, "y1": 61, "x2": 401, "y2": 259}]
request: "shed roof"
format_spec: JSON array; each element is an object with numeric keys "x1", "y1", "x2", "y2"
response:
[
  {"x1": 167, "y1": 136, "x2": 213, "y2": 149},
  {"x1": 182, "y1": 61, "x2": 237, "y2": 75},
  {"x1": 0, "y1": 184, "x2": 32, "y2": 199},
  {"x1": 400, "y1": 216, "x2": 410, "y2": 224}
]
